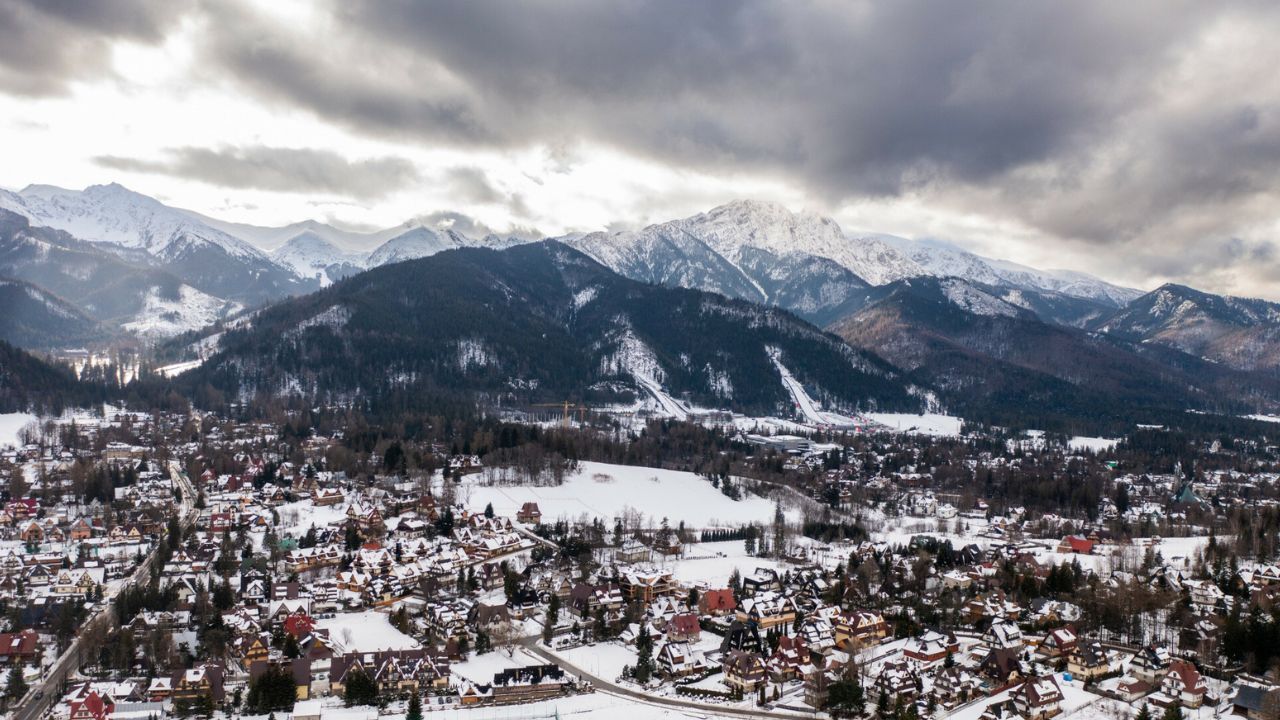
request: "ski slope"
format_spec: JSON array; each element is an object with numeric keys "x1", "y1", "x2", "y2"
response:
[{"x1": 768, "y1": 349, "x2": 858, "y2": 427}]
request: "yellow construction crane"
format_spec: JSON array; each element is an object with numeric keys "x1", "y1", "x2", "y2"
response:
[{"x1": 532, "y1": 401, "x2": 580, "y2": 428}]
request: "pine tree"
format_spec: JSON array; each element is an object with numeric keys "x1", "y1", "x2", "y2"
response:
[
  {"x1": 343, "y1": 668, "x2": 378, "y2": 706},
  {"x1": 6, "y1": 664, "x2": 26, "y2": 701},
  {"x1": 406, "y1": 692, "x2": 423, "y2": 720},
  {"x1": 1135, "y1": 705, "x2": 1152, "y2": 720},
  {"x1": 772, "y1": 500, "x2": 786, "y2": 559},
  {"x1": 634, "y1": 628, "x2": 654, "y2": 684},
  {"x1": 543, "y1": 594, "x2": 560, "y2": 644}
]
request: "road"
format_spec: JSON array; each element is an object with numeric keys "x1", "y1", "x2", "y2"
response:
[
  {"x1": 518, "y1": 637, "x2": 816, "y2": 720},
  {"x1": 10, "y1": 460, "x2": 197, "y2": 720}
]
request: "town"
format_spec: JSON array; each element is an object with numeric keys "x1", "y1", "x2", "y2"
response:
[{"x1": 0, "y1": 406, "x2": 1277, "y2": 720}]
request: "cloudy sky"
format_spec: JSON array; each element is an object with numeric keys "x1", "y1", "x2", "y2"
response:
[{"x1": 3, "y1": 0, "x2": 1280, "y2": 297}]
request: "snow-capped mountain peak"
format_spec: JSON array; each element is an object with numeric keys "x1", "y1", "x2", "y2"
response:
[
  {"x1": 271, "y1": 231, "x2": 368, "y2": 286},
  {"x1": 5, "y1": 182, "x2": 271, "y2": 262}
]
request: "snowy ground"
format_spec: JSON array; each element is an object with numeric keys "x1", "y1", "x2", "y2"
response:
[
  {"x1": 463, "y1": 461, "x2": 796, "y2": 529},
  {"x1": 452, "y1": 647, "x2": 545, "y2": 684},
  {"x1": 276, "y1": 499, "x2": 351, "y2": 537},
  {"x1": 0, "y1": 413, "x2": 36, "y2": 448},
  {"x1": 667, "y1": 540, "x2": 789, "y2": 587},
  {"x1": 864, "y1": 413, "x2": 964, "y2": 436},
  {"x1": 1069, "y1": 436, "x2": 1120, "y2": 452},
  {"x1": 314, "y1": 611, "x2": 420, "y2": 653},
  {"x1": 253, "y1": 690, "x2": 778, "y2": 720}
]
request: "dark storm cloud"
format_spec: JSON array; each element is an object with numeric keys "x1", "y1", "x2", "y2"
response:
[
  {"x1": 199, "y1": 2, "x2": 1212, "y2": 193},
  {"x1": 94, "y1": 145, "x2": 420, "y2": 200},
  {"x1": 0, "y1": 0, "x2": 189, "y2": 95},
  {"x1": 7, "y1": 0, "x2": 1280, "y2": 293}
]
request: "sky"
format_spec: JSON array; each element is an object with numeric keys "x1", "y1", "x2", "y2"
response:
[{"x1": 3, "y1": 0, "x2": 1280, "y2": 298}]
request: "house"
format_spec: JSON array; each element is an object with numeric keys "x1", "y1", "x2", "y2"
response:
[
  {"x1": 836, "y1": 610, "x2": 888, "y2": 650},
  {"x1": 720, "y1": 620, "x2": 763, "y2": 654},
  {"x1": 934, "y1": 666, "x2": 980, "y2": 709},
  {"x1": 904, "y1": 629, "x2": 959, "y2": 663},
  {"x1": 516, "y1": 502, "x2": 542, "y2": 524},
  {"x1": 0, "y1": 629, "x2": 40, "y2": 664},
  {"x1": 982, "y1": 619, "x2": 1023, "y2": 651},
  {"x1": 979, "y1": 647, "x2": 1025, "y2": 685},
  {"x1": 766, "y1": 636, "x2": 809, "y2": 682},
  {"x1": 698, "y1": 589, "x2": 737, "y2": 617},
  {"x1": 658, "y1": 641, "x2": 710, "y2": 677},
  {"x1": 1056, "y1": 536, "x2": 1094, "y2": 555},
  {"x1": 737, "y1": 592, "x2": 795, "y2": 630},
  {"x1": 1162, "y1": 659, "x2": 1207, "y2": 708},
  {"x1": 666, "y1": 613, "x2": 701, "y2": 643},
  {"x1": 491, "y1": 665, "x2": 568, "y2": 705},
  {"x1": 615, "y1": 537, "x2": 651, "y2": 564},
  {"x1": 171, "y1": 664, "x2": 225, "y2": 704},
  {"x1": 69, "y1": 691, "x2": 114, "y2": 720},
  {"x1": 1130, "y1": 645, "x2": 1171, "y2": 684},
  {"x1": 1067, "y1": 641, "x2": 1112, "y2": 680},
  {"x1": 723, "y1": 650, "x2": 767, "y2": 693},
  {"x1": 1231, "y1": 683, "x2": 1280, "y2": 720},
  {"x1": 1012, "y1": 675, "x2": 1064, "y2": 719},
  {"x1": 1040, "y1": 627, "x2": 1078, "y2": 658}
]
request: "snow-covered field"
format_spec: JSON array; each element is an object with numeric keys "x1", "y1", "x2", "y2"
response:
[
  {"x1": 864, "y1": 412, "x2": 964, "y2": 436},
  {"x1": 276, "y1": 499, "x2": 350, "y2": 537},
  {"x1": 464, "y1": 461, "x2": 792, "y2": 528},
  {"x1": 1069, "y1": 436, "x2": 1119, "y2": 452},
  {"x1": 0, "y1": 413, "x2": 36, "y2": 448},
  {"x1": 668, "y1": 540, "x2": 788, "y2": 587},
  {"x1": 315, "y1": 611, "x2": 420, "y2": 653}
]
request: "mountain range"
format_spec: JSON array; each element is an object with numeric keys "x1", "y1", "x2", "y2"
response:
[
  {"x1": 7, "y1": 183, "x2": 1280, "y2": 428},
  {"x1": 177, "y1": 241, "x2": 917, "y2": 417}
]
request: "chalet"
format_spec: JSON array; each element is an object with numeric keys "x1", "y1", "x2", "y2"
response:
[
  {"x1": 0, "y1": 629, "x2": 40, "y2": 664},
  {"x1": 698, "y1": 588, "x2": 737, "y2": 617},
  {"x1": 982, "y1": 619, "x2": 1023, "y2": 651},
  {"x1": 1162, "y1": 659, "x2": 1207, "y2": 708},
  {"x1": 835, "y1": 610, "x2": 888, "y2": 650},
  {"x1": 666, "y1": 612, "x2": 701, "y2": 643},
  {"x1": 720, "y1": 620, "x2": 764, "y2": 655},
  {"x1": 516, "y1": 502, "x2": 542, "y2": 524},
  {"x1": 1231, "y1": 684, "x2": 1280, "y2": 720},
  {"x1": 737, "y1": 592, "x2": 795, "y2": 630},
  {"x1": 1012, "y1": 675, "x2": 1064, "y2": 720},
  {"x1": 723, "y1": 650, "x2": 767, "y2": 693},
  {"x1": 171, "y1": 664, "x2": 225, "y2": 704},
  {"x1": 658, "y1": 641, "x2": 710, "y2": 677},
  {"x1": 69, "y1": 691, "x2": 114, "y2": 720},
  {"x1": 311, "y1": 488, "x2": 344, "y2": 507},
  {"x1": 491, "y1": 665, "x2": 568, "y2": 705},
  {"x1": 1067, "y1": 642, "x2": 1112, "y2": 680},
  {"x1": 874, "y1": 659, "x2": 921, "y2": 697},
  {"x1": 1040, "y1": 627, "x2": 1078, "y2": 658},
  {"x1": 618, "y1": 566, "x2": 677, "y2": 604},
  {"x1": 1131, "y1": 645, "x2": 1172, "y2": 684},
  {"x1": 742, "y1": 568, "x2": 782, "y2": 596},
  {"x1": 767, "y1": 636, "x2": 809, "y2": 682},
  {"x1": 934, "y1": 666, "x2": 980, "y2": 709},
  {"x1": 904, "y1": 629, "x2": 959, "y2": 663},
  {"x1": 615, "y1": 537, "x2": 651, "y2": 564}
]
